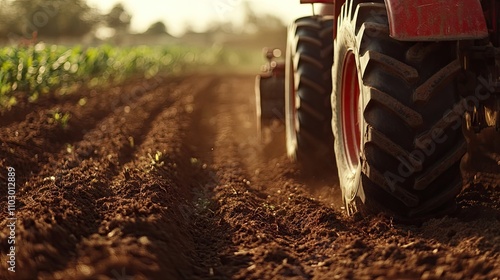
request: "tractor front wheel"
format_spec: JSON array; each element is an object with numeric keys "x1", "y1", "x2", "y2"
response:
[{"x1": 332, "y1": 1, "x2": 466, "y2": 220}]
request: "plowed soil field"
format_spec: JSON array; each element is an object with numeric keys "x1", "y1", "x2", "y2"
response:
[{"x1": 0, "y1": 74, "x2": 499, "y2": 280}]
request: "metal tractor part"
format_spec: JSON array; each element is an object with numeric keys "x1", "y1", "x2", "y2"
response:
[
  {"x1": 460, "y1": 38, "x2": 500, "y2": 187},
  {"x1": 255, "y1": 48, "x2": 285, "y2": 138}
]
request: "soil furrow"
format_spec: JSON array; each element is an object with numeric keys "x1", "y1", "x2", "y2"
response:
[
  {"x1": 0, "y1": 79, "x2": 177, "y2": 279},
  {"x1": 185, "y1": 75, "x2": 346, "y2": 279},
  {"x1": 0, "y1": 79, "x2": 176, "y2": 210},
  {"x1": 0, "y1": 75, "x2": 180, "y2": 127},
  {"x1": 0, "y1": 75, "x2": 177, "y2": 187},
  {"x1": 40, "y1": 77, "x2": 219, "y2": 280}
]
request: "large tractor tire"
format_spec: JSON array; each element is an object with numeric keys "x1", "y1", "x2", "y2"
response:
[
  {"x1": 332, "y1": 1, "x2": 466, "y2": 220},
  {"x1": 285, "y1": 16, "x2": 335, "y2": 165}
]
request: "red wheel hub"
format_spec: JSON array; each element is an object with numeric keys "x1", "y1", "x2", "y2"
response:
[{"x1": 341, "y1": 51, "x2": 361, "y2": 172}]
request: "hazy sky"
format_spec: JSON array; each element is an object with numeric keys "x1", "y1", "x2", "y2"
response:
[{"x1": 86, "y1": 0, "x2": 313, "y2": 36}]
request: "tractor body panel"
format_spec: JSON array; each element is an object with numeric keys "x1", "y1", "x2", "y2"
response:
[
  {"x1": 385, "y1": 0, "x2": 488, "y2": 41},
  {"x1": 300, "y1": 0, "x2": 332, "y2": 3}
]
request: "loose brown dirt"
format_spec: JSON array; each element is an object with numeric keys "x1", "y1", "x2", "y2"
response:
[{"x1": 0, "y1": 74, "x2": 499, "y2": 280}]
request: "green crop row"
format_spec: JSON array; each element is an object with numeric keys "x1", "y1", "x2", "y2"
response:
[{"x1": 0, "y1": 44, "x2": 257, "y2": 110}]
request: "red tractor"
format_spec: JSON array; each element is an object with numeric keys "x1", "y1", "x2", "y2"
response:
[{"x1": 256, "y1": 0, "x2": 500, "y2": 220}]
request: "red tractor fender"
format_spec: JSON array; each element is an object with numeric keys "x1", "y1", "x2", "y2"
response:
[
  {"x1": 384, "y1": 0, "x2": 489, "y2": 41},
  {"x1": 300, "y1": 0, "x2": 488, "y2": 41},
  {"x1": 300, "y1": 0, "x2": 331, "y2": 3}
]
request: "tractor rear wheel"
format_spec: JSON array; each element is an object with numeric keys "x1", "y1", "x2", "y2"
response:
[
  {"x1": 332, "y1": 1, "x2": 466, "y2": 220},
  {"x1": 285, "y1": 16, "x2": 335, "y2": 165}
]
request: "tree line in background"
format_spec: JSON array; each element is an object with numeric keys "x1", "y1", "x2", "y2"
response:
[
  {"x1": 0, "y1": 0, "x2": 131, "y2": 41},
  {"x1": 0, "y1": 0, "x2": 285, "y2": 45}
]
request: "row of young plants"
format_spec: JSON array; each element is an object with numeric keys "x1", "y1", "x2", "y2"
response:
[{"x1": 0, "y1": 43, "x2": 256, "y2": 109}]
